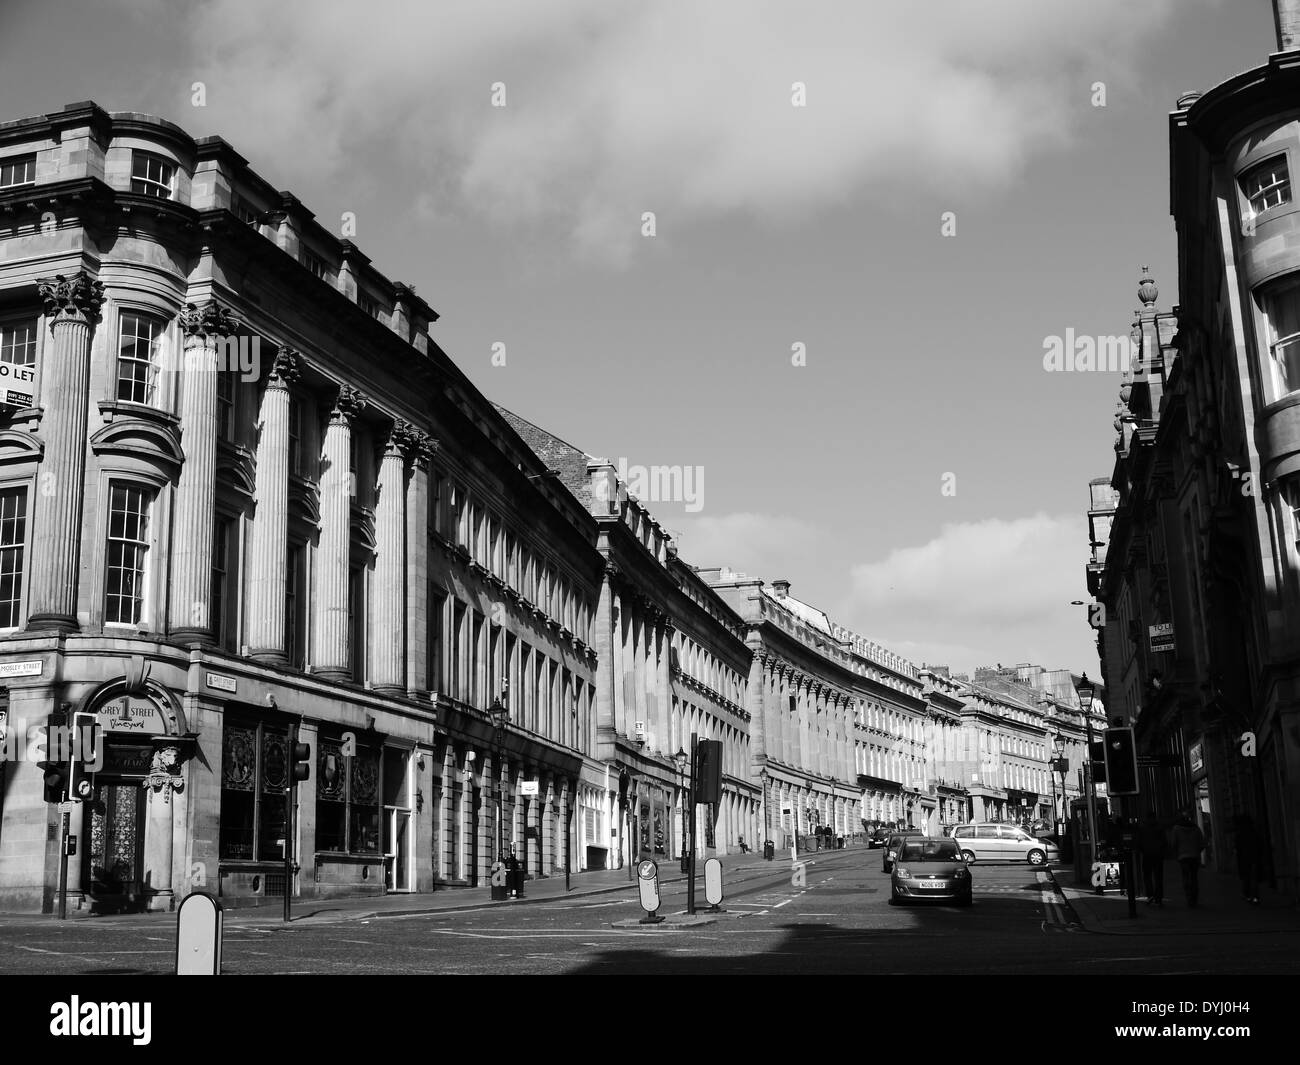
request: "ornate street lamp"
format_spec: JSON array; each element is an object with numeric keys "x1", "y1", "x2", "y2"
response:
[
  {"x1": 1075, "y1": 672, "x2": 1102, "y2": 893},
  {"x1": 674, "y1": 747, "x2": 689, "y2": 873},
  {"x1": 488, "y1": 683, "x2": 509, "y2": 864}
]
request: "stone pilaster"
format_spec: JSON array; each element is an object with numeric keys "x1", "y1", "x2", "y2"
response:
[
  {"x1": 312, "y1": 385, "x2": 365, "y2": 680},
  {"x1": 169, "y1": 300, "x2": 236, "y2": 644},
  {"x1": 370, "y1": 422, "x2": 410, "y2": 693},
  {"x1": 26, "y1": 272, "x2": 103, "y2": 632},
  {"x1": 247, "y1": 348, "x2": 300, "y2": 662},
  {"x1": 405, "y1": 431, "x2": 437, "y2": 695}
]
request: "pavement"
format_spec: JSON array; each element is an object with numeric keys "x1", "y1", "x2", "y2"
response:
[
  {"x1": 1050, "y1": 857, "x2": 1300, "y2": 935},
  {"x1": 0, "y1": 844, "x2": 829, "y2": 927}
]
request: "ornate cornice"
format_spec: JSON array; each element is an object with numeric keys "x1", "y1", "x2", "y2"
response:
[
  {"x1": 179, "y1": 300, "x2": 237, "y2": 339},
  {"x1": 38, "y1": 272, "x2": 104, "y2": 325}
]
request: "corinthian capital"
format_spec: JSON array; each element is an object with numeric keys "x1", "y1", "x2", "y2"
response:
[
  {"x1": 268, "y1": 347, "x2": 302, "y2": 388},
  {"x1": 179, "y1": 300, "x2": 237, "y2": 339},
  {"x1": 38, "y1": 272, "x2": 104, "y2": 324},
  {"x1": 331, "y1": 384, "x2": 366, "y2": 423}
]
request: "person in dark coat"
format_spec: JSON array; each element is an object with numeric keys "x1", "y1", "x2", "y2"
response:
[
  {"x1": 1137, "y1": 812, "x2": 1168, "y2": 906},
  {"x1": 1171, "y1": 813, "x2": 1205, "y2": 907},
  {"x1": 1234, "y1": 812, "x2": 1260, "y2": 904}
]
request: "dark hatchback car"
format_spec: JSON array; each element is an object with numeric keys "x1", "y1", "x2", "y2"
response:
[
  {"x1": 881, "y1": 829, "x2": 924, "y2": 872},
  {"x1": 868, "y1": 828, "x2": 889, "y2": 849},
  {"x1": 888, "y1": 837, "x2": 973, "y2": 906}
]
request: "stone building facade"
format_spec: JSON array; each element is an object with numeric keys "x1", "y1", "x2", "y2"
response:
[{"x1": 0, "y1": 102, "x2": 606, "y2": 912}]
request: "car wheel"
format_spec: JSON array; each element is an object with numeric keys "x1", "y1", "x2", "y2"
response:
[
  {"x1": 960, "y1": 850, "x2": 976, "y2": 865},
  {"x1": 956, "y1": 894, "x2": 973, "y2": 908},
  {"x1": 1027, "y1": 849, "x2": 1046, "y2": 866},
  {"x1": 888, "y1": 894, "x2": 899, "y2": 906}
]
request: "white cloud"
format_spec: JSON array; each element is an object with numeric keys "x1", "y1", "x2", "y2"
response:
[
  {"x1": 671, "y1": 512, "x2": 819, "y2": 577},
  {"x1": 846, "y1": 513, "x2": 1094, "y2": 673},
  {"x1": 160, "y1": 0, "x2": 1188, "y2": 263}
]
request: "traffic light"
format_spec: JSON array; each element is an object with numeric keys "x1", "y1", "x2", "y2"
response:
[
  {"x1": 40, "y1": 760, "x2": 67, "y2": 804},
  {"x1": 695, "y1": 739, "x2": 723, "y2": 806},
  {"x1": 291, "y1": 741, "x2": 311, "y2": 783},
  {"x1": 1089, "y1": 739, "x2": 1107, "y2": 785},
  {"x1": 1103, "y1": 727, "x2": 1140, "y2": 796}
]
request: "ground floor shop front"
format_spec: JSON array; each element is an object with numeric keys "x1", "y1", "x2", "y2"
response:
[{"x1": 0, "y1": 637, "x2": 603, "y2": 913}]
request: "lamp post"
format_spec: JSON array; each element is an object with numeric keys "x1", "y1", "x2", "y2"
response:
[
  {"x1": 1076, "y1": 672, "x2": 1103, "y2": 895},
  {"x1": 488, "y1": 683, "x2": 509, "y2": 865},
  {"x1": 674, "y1": 747, "x2": 689, "y2": 873}
]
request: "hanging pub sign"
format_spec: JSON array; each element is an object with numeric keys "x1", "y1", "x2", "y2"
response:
[
  {"x1": 0, "y1": 360, "x2": 36, "y2": 409},
  {"x1": 1149, "y1": 622, "x2": 1175, "y2": 653},
  {"x1": 94, "y1": 693, "x2": 169, "y2": 735}
]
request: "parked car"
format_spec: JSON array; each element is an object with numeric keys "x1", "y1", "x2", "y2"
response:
[
  {"x1": 950, "y1": 823, "x2": 1060, "y2": 866},
  {"x1": 881, "y1": 829, "x2": 924, "y2": 872},
  {"x1": 888, "y1": 837, "x2": 973, "y2": 906}
]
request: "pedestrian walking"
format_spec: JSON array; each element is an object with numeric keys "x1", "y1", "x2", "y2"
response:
[
  {"x1": 1171, "y1": 812, "x2": 1205, "y2": 907},
  {"x1": 1233, "y1": 812, "x2": 1261, "y2": 904},
  {"x1": 1137, "y1": 812, "x2": 1167, "y2": 906}
]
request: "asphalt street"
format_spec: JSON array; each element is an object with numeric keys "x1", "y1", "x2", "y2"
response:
[{"x1": 1, "y1": 848, "x2": 1296, "y2": 975}]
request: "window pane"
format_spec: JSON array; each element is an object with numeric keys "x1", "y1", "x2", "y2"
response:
[
  {"x1": 0, "y1": 486, "x2": 26, "y2": 627},
  {"x1": 105, "y1": 484, "x2": 150, "y2": 624},
  {"x1": 219, "y1": 725, "x2": 257, "y2": 860},
  {"x1": 350, "y1": 747, "x2": 381, "y2": 853},
  {"x1": 116, "y1": 313, "x2": 163, "y2": 405},
  {"x1": 316, "y1": 740, "x2": 347, "y2": 852}
]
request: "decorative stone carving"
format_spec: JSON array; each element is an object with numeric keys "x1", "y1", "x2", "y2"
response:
[
  {"x1": 179, "y1": 300, "x2": 237, "y2": 338},
  {"x1": 268, "y1": 346, "x2": 301, "y2": 387},
  {"x1": 38, "y1": 272, "x2": 104, "y2": 324},
  {"x1": 146, "y1": 747, "x2": 185, "y2": 793},
  {"x1": 332, "y1": 385, "x2": 366, "y2": 422}
]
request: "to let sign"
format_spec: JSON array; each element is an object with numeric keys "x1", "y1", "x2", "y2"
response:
[
  {"x1": 1149, "y1": 623, "x2": 1175, "y2": 653},
  {"x1": 521, "y1": 780, "x2": 539, "y2": 797}
]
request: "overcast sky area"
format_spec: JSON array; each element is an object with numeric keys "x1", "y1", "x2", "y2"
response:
[{"x1": 0, "y1": 0, "x2": 1275, "y2": 675}]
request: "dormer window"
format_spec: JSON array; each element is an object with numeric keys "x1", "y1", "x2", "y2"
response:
[
  {"x1": 1241, "y1": 155, "x2": 1290, "y2": 223},
  {"x1": 358, "y1": 292, "x2": 379, "y2": 318},
  {"x1": 131, "y1": 151, "x2": 175, "y2": 199}
]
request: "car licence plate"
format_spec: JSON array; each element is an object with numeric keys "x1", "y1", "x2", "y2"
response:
[{"x1": 915, "y1": 881, "x2": 947, "y2": 889}]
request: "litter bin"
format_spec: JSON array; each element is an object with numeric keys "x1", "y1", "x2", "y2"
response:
[
  {"x1": 763, "y1": 839, "x2": 775, "y2": 860},
  {"x1": 491, "y1": 860, "x2": 509, "y2": 902},
  {"x1": 507, "y1": 855, "x2": 524, "y2": 898},
  {"x1": 837, "y1": 836, "x2": 844, "y2": 849}
]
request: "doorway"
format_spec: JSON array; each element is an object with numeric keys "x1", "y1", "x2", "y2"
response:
[
  {"x1": 385, "y1": 808, "x2": 411, "y2": 892},
  {"x1": 88, "y1": 783, "x2": 145, "y2": 912}
]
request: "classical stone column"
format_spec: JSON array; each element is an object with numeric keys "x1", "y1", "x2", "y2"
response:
[
  {"x1": 405, "y1": 430, "x2": 437, "y2": 695},
  {"x1": 27, "y1": 272, "x2": 103, "y2": 632},
  {"x1": 370, "y1": 422, "x2": 410, "y2": 693},
  {"x1": 247, "y1": 348, "x2": 299, "y2": 662},
  {"x1": 747, "y1": 651, "x2": 768, "y2": 762},
  {"x1": 312, "y1": 385, "x2": 365, "y2": 680},
  {"x1": 655, "y1": 616, "x2": 672, "y2": 757},
  {"x1": 169, "y1": 301, "x2": 236, "y2": 644}
]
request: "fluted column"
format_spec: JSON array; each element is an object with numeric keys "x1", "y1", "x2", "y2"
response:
[
  {"x1": 406, "y1": 430, "x2": 437, "y2": 695},
  {"x1": 655, "y1": 616, "x2": 672, "y2": 756},
  {"x1": 747, "y1": 651, "x2": 767, "y2": 761},
  {"x1": 370, "y1": 422, "x2": 410, "y2": 692},
  {"x1": 247, "y1": 348, "x2": 299, "y2": 662},
  {"x1": 27, "y1": 272, "x2": 103, "y2": 632},
  {"x1": 312, "y1": 386, "x2": 365, "y2": 680},
  {"x1": 169, "y1": 301, "x2": 235, "y2": 644}
]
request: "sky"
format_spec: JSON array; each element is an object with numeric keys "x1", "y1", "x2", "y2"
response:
[{"x1": 0, "y1": 0, "x2": 1276, "y2": 675}]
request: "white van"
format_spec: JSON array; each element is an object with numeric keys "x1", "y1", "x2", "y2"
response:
[{"x1": 950, "y1": 823, "x2": 1059, "y2": 866}]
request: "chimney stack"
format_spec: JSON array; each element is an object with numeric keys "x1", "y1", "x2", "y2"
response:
[
  {"x1": 1276, "y1": 0, "x2": 1300, "y2": 51},
  {"x1": 771, "y1": 579, "x2": 790, "y2": 599}
]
